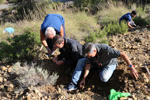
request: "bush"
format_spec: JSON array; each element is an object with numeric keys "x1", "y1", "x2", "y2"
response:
[
  {"x1": 11, "y1": 62, "x2": 59, "y2": 92},
  {"x1": 133, "y1": 16, "x2": 149, "y2": 26},
  {"x1": 0, "y1": 0, "x2": 4, "y2": 4},
  {"x1": 97, "y1": 2, "x2": 130, "y2": 25},
  {"x1": 84, "y1": 21, "x2": 128, "y2": 43},
  {"x1": 102, "y1": 22, "x2": 128, "y2": 35},
  {"x1": 0, "y1": 30, "x2": 40, "y2": 63}
]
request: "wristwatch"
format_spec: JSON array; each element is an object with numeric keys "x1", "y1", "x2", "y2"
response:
[{"x1": 129, "y1": 64, "x2": 134, "y2": 68}]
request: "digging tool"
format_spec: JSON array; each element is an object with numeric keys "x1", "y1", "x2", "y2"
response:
[{"x1": 33, "y1": 45, "x2": 43, "y2": 63}]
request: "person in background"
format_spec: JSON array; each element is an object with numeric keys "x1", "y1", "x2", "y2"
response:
[
  {"x1": 66, "y1": 42, "x2": 139, "y2": 91},
  {"x1": 40, "y1": 14, "x2": 66, "y2": 54},
  {"x1": 52, "y1": 35, "x2": 83, "y2": 68},
  {"x1": 119, "y1": 10, "x2": 137, "y2": 29},
  {"x1": 3, "y1": 27, "x2": 14, "y2": 38}
]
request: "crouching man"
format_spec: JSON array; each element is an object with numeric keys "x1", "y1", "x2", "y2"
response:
[
  {"x1": 66, "y1": 42, "x2": 139, "y2": 91},
  {"x1": 52, "y1": 35, "x2": 83, "y2": 67}
]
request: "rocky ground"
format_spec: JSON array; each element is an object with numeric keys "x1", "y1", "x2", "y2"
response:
[{"x1": 0, "y1": 28, "x2": 150, "y2": 100}]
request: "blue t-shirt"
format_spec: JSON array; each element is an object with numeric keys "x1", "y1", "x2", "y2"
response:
[
  {"x1": 119, "y1": 13, "x2": 132, "y2": 22},
  {"x1": 4, "y1": 27, "x2": 14, "y2": 34},
  {"x1": 41, "y1": 14, "x2": 65, "y2": 35}
]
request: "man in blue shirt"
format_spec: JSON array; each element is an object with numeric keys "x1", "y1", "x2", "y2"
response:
[
  {"x1": 66, "y1": 43, "x2": 139, "y2": 91},
  {"x1": 3, "y1": 27, "x2": 14, "y2": 38},
  {"x1": 119, "y1": 10, "x2": 137, "y2": 29},
  {"x1": 40, "y1": 14, "x2": 66, "y2": 54}
]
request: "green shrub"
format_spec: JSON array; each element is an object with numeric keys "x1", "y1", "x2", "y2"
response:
[
  {"x1": 133, "y1": 16, "x2": 149, "y2": 26},
  {"x1": 102, "y1": 22, "x2": 128, "y2": 35},
  {"x1": 96, "y1": 2, "x2": 130, "y2": 25},
  {"x1": 84, "y1": 32, "x2": 97, "y2": 42},
  {"x1": 0, "y1": 30, "x2": 41, "y2": 63},
  {"x1": 0, "y1": 0, "x2": 4, "y2": 4}
]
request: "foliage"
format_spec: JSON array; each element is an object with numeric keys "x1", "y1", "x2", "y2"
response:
[
  {"x1": 85, "y1": 32, "x2": 97, "y2": 42},
  {"x1": 0, "y1": 0, "x2": 4, "y2": 4},
  {"x1": 0, "y1": 30, "x2": 40, "y2": 63},
  {"x1": 11, "y1": 62, "x2": 59, "y2": 90},
  {"x1": 96, "y1": 2, "x2": 130, "y2": 25},
  {"x1": 102, "y1": 22, "x2": 128, "y2": 35},
  {"x1": 84, "y1": 21, "x2": 128, "y2": 43},
  {"x1": 13, "y1": 0, "x2": 49, "y2": 20},
  {"x1": 133, "y1": 16, "x2": 149, "y2": 26}
]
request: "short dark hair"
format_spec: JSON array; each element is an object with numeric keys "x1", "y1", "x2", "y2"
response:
[
  {"x1": 52, "y1": 35, "x2": 64, "y2": 44},
  {"x1": 131, "y1": 10, "x2": 137, "y2": 15},
  {"x1": 82, "y1": 42, "x2": 95, "y2": 56}
]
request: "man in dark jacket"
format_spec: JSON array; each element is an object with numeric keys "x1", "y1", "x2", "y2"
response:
[
  {"x1": 66, "y1": 42, "x2": 139, "y2": 91},
  {"x1": 52, "y1": 35, "x2": 83, "y2": 67}
]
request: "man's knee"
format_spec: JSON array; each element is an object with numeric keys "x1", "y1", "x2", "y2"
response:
[{"x1": 99, "y1": 74, "x2": 110, "y2": 82}]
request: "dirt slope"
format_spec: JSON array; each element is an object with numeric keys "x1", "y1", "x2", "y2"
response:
[{"x1": 0, "y1": 28, "x2": 150, "y2": 100}]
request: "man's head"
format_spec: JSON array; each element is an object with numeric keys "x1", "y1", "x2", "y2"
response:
[
  {"x1": 131, "y1": 10, "x2": 137, "y2": 17},
  {"x1": 52, "y1": 35, "x2": 64, "y2": 48},
  {"x1": 45, "y1": 27, "x2": 56, "y2": 39},
  {"x1": 82, "y1": 43, "x2": 97, "y2": 58}
]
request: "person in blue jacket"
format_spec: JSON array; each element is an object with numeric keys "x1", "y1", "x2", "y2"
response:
[
  {"x1": 40, "y1": 14, "x2": 66, "y2": 54},
  {"x1": 119, "y1": 10, "x2": 137, "y2": 29},
  {"x1": 3, "y1": 27, "x2": 14, "y2": 38}
]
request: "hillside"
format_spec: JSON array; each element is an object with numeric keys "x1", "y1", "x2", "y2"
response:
[
  {"x1": 0, "y1": 0, "x2": 150, "y2": 100},
  {"x1": 0, "y1": 28, "x2": 150, "y2": 100}
]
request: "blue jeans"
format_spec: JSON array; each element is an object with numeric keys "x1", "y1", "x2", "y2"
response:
[{"x1": 71, "y1": 58, "x2": 117, "y2": 84}]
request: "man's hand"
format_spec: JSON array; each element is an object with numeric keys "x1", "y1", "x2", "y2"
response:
[
  {"x1": 130, "y1": 66, "x2": 139, "y2": 79},
  {"x1": 79, "y1": 79, "x2": 85, "y2": 88},
  {"x1": 53, "y1": 57, "x2": 58, "y2": 63},
  {"x1": 56, "y1": 60, "x2": 64, "y2": 66},
  {"x1": 47, "y1": 47, "x2": 52, "y2": 54}
]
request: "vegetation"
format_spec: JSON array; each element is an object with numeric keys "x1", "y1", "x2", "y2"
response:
[
  {"x1": 0, "y1": 0, "x2": 150, "y2": 63},
  {"x1": 0, "y1": 29, "x2": 40, "y2": 63},
  {"x1": 11, "y1": 62, "x2": 59, "y2": 93},
  {"x1": 0, "y1": 0, "x2": 4, "y2": 4}
]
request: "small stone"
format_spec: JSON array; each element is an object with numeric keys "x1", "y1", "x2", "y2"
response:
[
  {"x1": 7, "y1": 84, "x2": 14, "y2": 92},
  {"x1": 26, "y1": 96, "x2": 31, "y2": 100},
  {"x1": 1, "y1": 66, "x2": 7, "y2": 71},
  {"x1": 91, "y1": 85, "x2": 95, "y2": 89},
  {"x1": 146, "y1": 96, "x2": 150, "y2": 100},
  {"x1": 3, "y1": 78, "x2": 7, "y2": 82},
  {"x1": 0, "y1": 77, "x2": 3, "y2": 83},
  {"x1": 0, "y1": 85, "x2": 4, "y2": 89},
  {"x1": 120, "y1": 97, "x2": 128, "y2": 100},
  {"x1": 142, "y1": 73, "x2": 149, "y2": 83},
  {"x1": 45, "y1": 96, "x2": 47, "y2": 99},
  {"x1": 33, "y1": 89, "x2": 38, "y2": 93},
  {"x1": 58, "y1": 87, "x2": 61, "y2": 93},
  {"x1": 132, "y1": 94, "x2": 138, "y2": 100},
  {"x1": 7, "y1": 67, "x2": 12, "y2": 73},
  {"x1": 6, "y1": 65, "x2": 10, "y2": 68},
  {"x1": 38, "y1": 93, "x2": 43, "y2": 97},
  {"x1": 87, "y1": 88, "x2": 91, "y2": 91}
]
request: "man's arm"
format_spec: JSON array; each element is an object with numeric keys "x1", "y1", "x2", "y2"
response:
[
  {"x1": 120, "y1": 52, "x2": 139, "y2": 79},
  {"x1": 79, "y1": 64, "x2": 91, "y2": 88},
  {"x1": 59, "y1": 25, "x2": 64, "y2": 37},
  {"x1": 40, "y1": 30, "x2": 51, "y2": 54},
  {"x1": 127, "y1": 22, "x2": 134, "y2": 29}
]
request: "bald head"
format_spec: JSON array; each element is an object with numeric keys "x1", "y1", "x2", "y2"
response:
[{"x1": 45, "y1": 27, "x2": 56, "y2": 39}]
